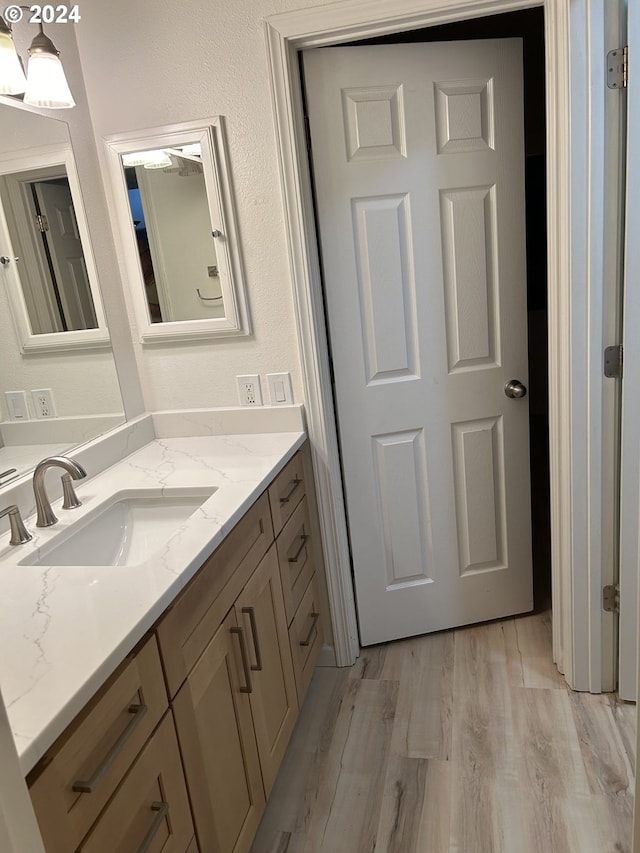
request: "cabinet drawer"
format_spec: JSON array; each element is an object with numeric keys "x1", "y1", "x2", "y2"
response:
[
  {"x1": 268, "y1": 451, "x2": 305, "y2": 535},
  {"x1": 29, "y1": 635, "x2": 167, "y2": 853},
  {"x1": 157, "y1": 492, "x2": 274, "y2": 698},
  {"x1": 276, "y1": 497, "x2": 315, "y2": 626},
  {"x1": 289, "y1": 574, "x2": 323, "y2": 706},
  {"x1": 78, "y1": 711, "x2": 194, "y2": 852}
]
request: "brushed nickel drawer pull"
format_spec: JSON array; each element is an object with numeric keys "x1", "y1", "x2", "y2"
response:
[
  {"x1": 231, "y1": 626, "x2": 253, "y2": 693},
  {"x1": 242, "y1": 606, "x2": 263, "y2": 671},
  {"x1": 137, "y1": 801, "x2": 169, "y2": 853},
  {"x1": 72, "y1": 703, "x2": 148, "y2": 793},
  {"x1": 288, "y1": 533, "x2": 310, "y2": 564},
  {"x1": 280, "y1": 478, "x2": 302, "y2": 504},
  {"x1": 300, "y1": 612, "x2": 320, "y2": 647}
]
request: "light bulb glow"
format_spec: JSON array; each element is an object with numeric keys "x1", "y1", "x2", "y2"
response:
[
  {"x1": 142, "y1": 150, "x2": 173, "y2": 169},
  {"x1": 0, "y1": 31, "x2": 27, "y2": 95},
  {"x1": 24, "y1": 51, "x2": 75, "y2": 108},
  {"x1": 122, "y1": 152, "x2": 151, "y2": 167}
]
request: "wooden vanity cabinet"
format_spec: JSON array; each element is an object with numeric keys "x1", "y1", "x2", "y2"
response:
[
  {"x1": 167, "y1": 545, "x2": 298, "y2": 852},
  {"x1": 28, "y1": 635, "x2": 171, "y2": 853},
  {"x1": 171, "y1": 610, "x2": 265, "y2": 853},
  {"x1": 234, "y1": 545, "x2": 298, "y2": 796},
  {"x1": 156, "y1": 493, "x2": 275, "y2": 700},
  {"x1": 78, "y1": 712, "x2": 194, "y2": 853},
  {"x1": 28, "y1": 443, "x2": 325, "y2": 853},
  {"x1": 269, "y1": 447, "x2": 324, "y2": 707}
]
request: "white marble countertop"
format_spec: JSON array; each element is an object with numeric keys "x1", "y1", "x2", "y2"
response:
[{"x1": 0, "y1": 432, "x2": 305, "y2": 775}]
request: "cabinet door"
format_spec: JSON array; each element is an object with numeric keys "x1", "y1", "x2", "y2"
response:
[
  {"x1": 235, "y1": 545, "x2": 298, "y2": 796},
  {"x1": 172, "y1": 610, "x2": 265, "y2": 853}
]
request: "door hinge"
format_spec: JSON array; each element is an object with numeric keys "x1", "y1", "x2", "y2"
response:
[
  {"x1": 607, "y1": 46, "x2": 628, "y2": 89},
  {"x1": 603, "y1": 584, "x2": 620, "y2": 613},
  {"x1": 604, "y1": 345, "x2": 623, "y2": 378},
  {"x1": 34, "y1": 214, "x2": 49, "y2": 233}
]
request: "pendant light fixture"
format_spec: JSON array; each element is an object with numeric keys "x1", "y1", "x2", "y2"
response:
[
  {"x1": 0, "y1": 17, "x2": 27, "y2": 95},
  {"x1": 0, "y1": 15, "x2": 74, "y2": 108},
  {"x1": 24, "y1": 25, "x2": 75, "y2": 108}
]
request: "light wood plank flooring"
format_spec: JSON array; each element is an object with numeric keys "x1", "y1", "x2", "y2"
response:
[{"x1": 250, "y1": 611, "x2": 636, "y2": 853}]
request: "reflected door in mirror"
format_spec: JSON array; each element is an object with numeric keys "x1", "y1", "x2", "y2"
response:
[
  {"x1": 1, "y1": 167, "x2": 99, "y2": 334},
  {"x1": 125, "y1": 149, "x2": 224, "y2": 323}
]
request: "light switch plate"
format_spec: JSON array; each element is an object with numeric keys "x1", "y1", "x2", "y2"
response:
[
  {"x1": 266, "y1": 373, "x2": 293, "y2": 406},
  {"x1": 5, "y1": 391, "x2": 29, "y2": 421}
]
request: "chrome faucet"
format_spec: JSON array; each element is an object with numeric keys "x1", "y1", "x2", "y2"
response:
[
  {"x1": 0, "y1": 505, "x2": 32, "y2": 545},
  {"x1": 33, "y1": 456, "x2": 87, "y2": 527}
]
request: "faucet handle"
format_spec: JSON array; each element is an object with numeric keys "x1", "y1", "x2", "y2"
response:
[
  {"x1": 0, "y1": 505, "x2": 33, "y2": 546},
  {"x1": 61, "y1": 473, "x2": 82, "y2": 510}
]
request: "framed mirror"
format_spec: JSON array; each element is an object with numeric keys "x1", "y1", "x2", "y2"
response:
[
  {"x1": 105, "y1": 118, "x2": 251, "y2": 342},
  {"x1": 0, "y1": 144, "x2": 109, "y2": 352},
  {"x1": 0, "y1": 101, "x2": 125, "y2": 484}
]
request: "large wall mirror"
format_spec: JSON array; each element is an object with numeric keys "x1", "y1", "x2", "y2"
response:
[
  {"x1": 105, "y1": 118, "x2": 251, "y2": 343},
  {"x1": 0, "y1": 102, "x2": 125, "y2": 483}
]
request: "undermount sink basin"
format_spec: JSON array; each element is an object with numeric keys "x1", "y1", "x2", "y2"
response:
[{"x1": 20, "y1": 488, "x2": 217, "y2": 567}]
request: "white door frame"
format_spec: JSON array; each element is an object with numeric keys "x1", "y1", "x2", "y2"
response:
[{"x1": 265, "y1": 0, "x2": 621, "y2": 691}]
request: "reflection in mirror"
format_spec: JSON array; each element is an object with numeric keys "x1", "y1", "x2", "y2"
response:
[
  {"x1": 0, "y1": 102, "x2": 125, "y2": 483},
  {"x1": 0, "y1": 164, "x2": 99, "y2": 334},
  {"x1": 124, "y1": 142, "x2": 224, "y2": 323},
  {"x1": 0, "y1": 108, "x2": 109, "y2": 353},
  {"x1": 106, "y1": 118, "x2": 250, "y2": 343}
]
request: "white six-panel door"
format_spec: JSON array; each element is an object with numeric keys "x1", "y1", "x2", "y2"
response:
[{"x1": 304, "y1": 40, "x2": 533, "y2": 645}]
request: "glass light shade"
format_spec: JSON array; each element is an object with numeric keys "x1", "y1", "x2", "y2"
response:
[
  {"x1": 24, "y1": 51, "x2": 75, "y2": 108},
  {"x1": 143, "y1": 150, "x2": 173, "y2": 169},
  {"x1": 0, "y1": 31, "x2": 27, "y2": 95},
  {"x1": 181, "y1": 143, "x2": 202, "y2": 157}
]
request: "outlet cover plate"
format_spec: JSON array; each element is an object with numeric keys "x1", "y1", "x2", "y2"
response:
[
  {"x1": 31, "y1": 388, "x2": 56, "y2": 419},
  {"x1": 236, "y1": 375, "x2": 263, "y2": 406}
]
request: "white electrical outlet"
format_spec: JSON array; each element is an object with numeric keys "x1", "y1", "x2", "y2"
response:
[
  {"x1": 31, "y1": 388, "x2": 56, "y2": 419},
  {"x1": 5, "y1": 391, "x2": 29, "y2": 421},
  {"x1": 266, "y1": 372, "x2": 294, "y2": 405},
  {"x1": 236, "y1": 375, "x2": 263, "y2": 406}
]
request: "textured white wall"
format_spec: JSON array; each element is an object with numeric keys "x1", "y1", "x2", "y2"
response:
[{"x1": 74, "y1": 0, "x2": 334, "y2": 411}]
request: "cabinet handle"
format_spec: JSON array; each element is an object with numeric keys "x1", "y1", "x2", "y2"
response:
[
  {"x1": 72, "y1": 703, "x2": 148, "y2": 793},
  {"x1": 137, "y1": 801, "x2": 169, "y2": 853},
  {"x1": 230, "y1": 627, "x2": 253, "y2": 693},
  {"x1": 241, "y1": 606, "x2": 263, "y2": 671},
  {"x1": 288, "y1": 533, "x2": 310, "y2": 563},
  {"x1": 300, "y1": 612, "x2": 320, "y2": 647},
  {"x1": 279, "y1": 478, "x2": 302, "y2": 504}
]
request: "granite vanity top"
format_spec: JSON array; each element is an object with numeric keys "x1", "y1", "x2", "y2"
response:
[{"x1": 0, "y1": 432, "x2": 305, "y2": 775}]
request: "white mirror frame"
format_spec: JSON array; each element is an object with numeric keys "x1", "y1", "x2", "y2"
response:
[
  {"x1": 0, "y1": 143, "x2": 110, "y2": 353},
  {"x1": 104, "y1": 118, "x2": 250, "y2": 343}
]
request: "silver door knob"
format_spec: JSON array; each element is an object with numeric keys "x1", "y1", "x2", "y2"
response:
[
  {"x1": 505, "y1": 380, "x2": 527, "y2": 399},
  {"x1": 0, "y1": 256, "x2": 19, "y2": 265}
]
